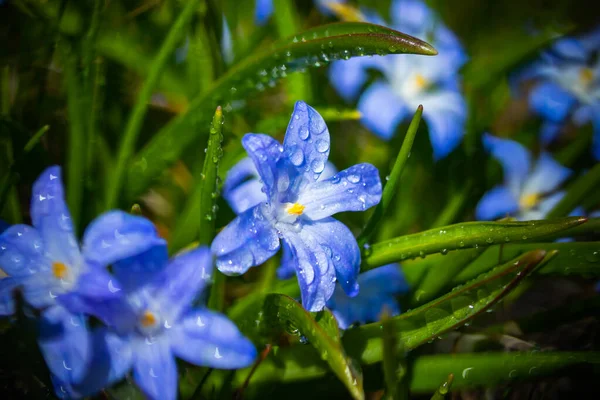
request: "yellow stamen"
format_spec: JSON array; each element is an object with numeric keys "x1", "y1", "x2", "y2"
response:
[
  {"x1": 140, "y1": 311, "x2": 157, "y2": 327},
  {"x1": 52, "y1": 262, "x2": 68, "y2": 279},
  {"x1": 520, "y1": 193, "x2": 540, "y2": 210},
  {"x1": 324, "y1": 3, "x2": 364, "y2": 22},
  {"x1": 287, "y1": 203, "x2": 305, "y2": 216},
  {"x1": 580, "y1": 67, "x2": 594, "y2": 86},
  {"x1": 414, "y1": 73, "x2": 428, "y2": 89}
]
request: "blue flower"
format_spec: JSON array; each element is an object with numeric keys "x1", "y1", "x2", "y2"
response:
[
  {"x1": 255, "y1": 0, "x2": 345, "y2": 25},
  {"x1": 211, "y1": 101, "x2": 382, "y2": 312},
  {"x1": 516, "y1": 27, "x2": 600, "y2": 158},
  {"x1": 59, "y1": 245, "x2": 256, "y2": 400},
  {"x1": 475, "y1": 134, "x2": 572, "y2": 221},
  {"x1": 326, "y1": 264, "x2": 408, "y2": 329},
  {"x1": 328, "y1": 0, "x2": 467, "y2": 159}
]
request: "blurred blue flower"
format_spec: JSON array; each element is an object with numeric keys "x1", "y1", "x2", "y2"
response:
[
  {"x1": 0, "y1": 166, "x2": 165, "y2": 316},
  {"x1": 60, "y1": 245, "x2": 256, "y2": 400},
  {"x1": 255, "y1": 0, "x2": 345, "y2": 25},
  {"x1": 516, "y1": 27, "x2": 600, "y2": 158},
  {"x1": 212, "y1": 101, "x2": 382, "y2": 311},
  {"x1": 329, "y1": 0, "x2": 467, "y2": 159},
  {"x1": 476, "y1": 134, "x2": 572, "y2": 221},
  {"x1": 326, "y1": 264, "x2": 408, "y2": 329}
]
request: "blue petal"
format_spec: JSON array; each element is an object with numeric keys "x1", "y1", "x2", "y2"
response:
[
  {"x1": 482, "y1": 133, "x2": 532, "y2": 196},
  {"x1": 358, "y1": 81, "x2": 408, "y2": 140},
  {"x1": 540, "y1": 121, "x2": 563, "y2": 145},
  {"x1": 522, "y1": 152, "x2": 571, "y2": 196},
  {"x1": 37, "y1": 306, "x2": 90, "y2": 385},
  {"x1": 282, "y1": 101, "x2": 331, "y2": 186},
  {"x1": 298, "y1": 163, "x2": 382, "y2": 220},
  {"x1": 132, "y1": 337, "x2": 178, "y2": 400},
  {"x1": 82, "y1": 211, "x2": 165, "y2": 269},
  {"x1": 327, "y1": 264, "x2": 407, "y2": 329},
  {"x1": 593, "y1": 106, "x2": 600, "y2": 160},
  {"x1": 169, "y1": 308, "x2": 257, "y2": 369},
  {"x1": 276, "y1": 242, "x2": 296, "y2": 280},
  {"x1": 30, "y1": 166, "x2": 81, "y2": 267},
  {"x1": 149, "y1": 246, "x2": 213, "y2": 319},
  {"x1": 0, "y1": 224, "x2": 46, "y2": 277},
  {"x1": 552, "y1": 37, "x2": 588, "y2": 61},
  {"x1": 255, "y1": 0, "x2": 273, "y2": 25},
  {"x1": 433, "y1": 25, "x2": 468, "y2": 71},
  {"x1": 329, "y1": 59, "x2": 370, "y2": 102},
  {"x1": 0, "y1": 277, "x2": 18, "y2": 316},
  {"x1": 222, "y1": 157, "x2": 267, "y2": 214},
  {"x1": 283, "y1": 217, "x2": 360, "y2": 311},
  {"x1": 112, "y1": 244, "x2": 169, "y2": 293},
  {"x1": 529, "y1": 81, "x2": 577, "y2": 123},
  {"x1": 475, "y1": 186, "x2": 520, "y2": 221},
  {"x1": 390, "y1": 0, "x2": 433, "y2": 34},
  {"x1": 0, "y1": 219, "x2": 8, "y2": 234},
  {"x1": 420, "y1": 88, "x2": 467, "y2": 159},
  {"x1": 241, "y1": 134, "x2": 283, "y2": 199},
  {"x1": 212, "y1": 205, "x2": 280, "y2": 275}
]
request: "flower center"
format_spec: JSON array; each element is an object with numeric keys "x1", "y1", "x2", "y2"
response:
[
  {"x1": 519, "y1": 193, "x2": 540, "y2": 210},
  {"x1": 286, "y1": 203, "x2": 305, "y2": 215},
  {"x1": 414, "y1": 73, "x2": 429, "y2": 90},
  {"x1": 52, "y1": 262, "x2": 69, "y2": 279},
  {"x1": 140, "y1": 310, "x2": 158, "y2": 327},
  {"x1": 580, "y1": 67, "x2": 594, "y2": 87}
]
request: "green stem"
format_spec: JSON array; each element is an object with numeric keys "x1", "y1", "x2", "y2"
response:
[
  {"x1": 358, "y1": 106, "x2": 423, "y2": 247},
  {"x1": 105, "y1": 0, "x2": 200, "y2": 209},
  {"x1": 548, "y1": 162, "x2": 600, "y2": 218},
  {"x1": 430, "y1": 182, "x2": 471, "y2": 228}
]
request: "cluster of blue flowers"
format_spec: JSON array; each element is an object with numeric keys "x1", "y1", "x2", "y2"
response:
[{"x1": 0, "y1": 102, "x2": 411, "y2": 398}]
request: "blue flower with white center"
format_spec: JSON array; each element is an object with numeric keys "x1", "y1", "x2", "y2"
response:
[
  {"x1": 211, "y1": 101, "x2": 382, "y2": 312},
  {"x1": 255, "y1": 0, "x2": 345, "y2": 25},
  {"x1": 326, "y1": 264, "x2": 408, "y2": 330},
  {"x1": 475, "y1": 134, "x2": 572, "y2": 221},
  {"x1": 0, "y1": 166, "x2": 164, "y2": 394},
  {"x1": 515, "y1": 27, "x2": 600, "y2": 158},
  {"x1": 328, "y1": 0, "x2": 467, "y2": 159},
  {"x1": 59, "y1": 245, "x2": 256, "y2": 400}
]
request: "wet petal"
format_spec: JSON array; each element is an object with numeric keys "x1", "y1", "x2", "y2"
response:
[
  {"x1": 82, "y1": 211, "x2": 165, "y2": 269},
  {"x1": 358, "y1": 81, "x2": 408, "y2": 140},
  {"x1": 37, "y1": 306, "x2": 90, "y2": 385},
  {"x1": 222, "y1": 158, "x2": 266, "y2": 214},
  {"x1": 0, "y1": 224, "x2": 47, "y2": 277},
  {"x1": 475, "y1": 186, "x2": 520, "y2": 221},
  {"x1": 169, "y1": 308, "x2": 257, "y2": 369},
  {"x1": 241, "y1": 134, "x2": 283, "y2": 199},
  {"x1": 522, "y1": 153, "x2": 571, "y2": 197},
  {"x1": 483, "y1": 133, "x2": 532, "y2": 196},
  {"x1": 30, "y1": 166, "x2": 81, "y2": 267},
  {"x1": 112, "y1": 245, "x2": 169, "y2": 293},
  {"x1": 212, "y1": 205, "x2": 280, "y2": 275},
  {"x1": 132, "y1": 336, "x2": 177, "y2": 400},
  {"x1": 282, "y1": 101, "x2": 331, "y2": 185},
  {"x1": 298, "y1": 163, "x2": 382, "y2": 220},
  {"x1": 420, "y1": 88, "x2": 467, "y2": 160},
  {"x1": 529, "y1": 81, "x2": 577, "y2": 123},
  {"x1": 276, "y1": 242, "x2": 296, "y2": 280},
  {"x1": 0, "y1": 277, "x2": 18, "y2": 316}
]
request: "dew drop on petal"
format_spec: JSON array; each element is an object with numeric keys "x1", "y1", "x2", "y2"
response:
[
  {"x1": 311, "y1": 159, "x2": 325, "y2": 173},
  {"x1": 316, "y1": 139, "x2": 329, "y2": 153},
  {"x1": 290, "y1": 147, "x2": 304, "y2": 166},
  {"x1": 347, "y1": 174, "x2": 360, "y2": 184}
]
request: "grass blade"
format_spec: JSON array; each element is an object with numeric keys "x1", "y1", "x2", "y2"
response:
[{"x1": 548, "y1": 163, "x2": 600, "y2": 218}]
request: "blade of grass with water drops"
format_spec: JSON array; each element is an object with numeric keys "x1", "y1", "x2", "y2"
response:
[
  {"x1": 358, "y1": 105, "x2": 423, "y2": 248},
  {"x1": 124, "y1": 22, "x2": 437, "y2": 201},
  {"x1": 237, "y1": 294, "x2": 364, "y2": 400},
  {"x1": 363, "y1": 217, "x2": 586, "y2": 270},
  {"x1": 429, "y1": 374, "x2": 454, "y2": 400},
  {"x1": 169, "y1": 106, "x2": 224, "y2": 253},
  {"x1": 410, "y1": 351, "x2": 600, "y2": 392}
]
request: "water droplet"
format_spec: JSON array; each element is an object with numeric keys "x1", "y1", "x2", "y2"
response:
[
  {"x1": 347, "y1": 174, "x2": 360, "y2": 184},
  {"x1": 424, "y1": 308, "x2": 451, "y2": 335},
  {"x1": 299, "y1": 128, "x2": 309, "y2": 140},
  {"x1": 441, "y1": 249, "x2": 449, "y2": 255},
  {"x1": 289, "y1": 147, "x2": 304, "y2": 166},
  {"x1": 316, "y1": 139, "x2": 329, "y2": 153},
  {"x1": 311, "y1": 159, "x2": 325, "y2": 173}
]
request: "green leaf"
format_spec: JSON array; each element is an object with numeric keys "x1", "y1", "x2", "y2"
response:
[
  {"x1": 169, "y1": 106, "x2": 224, "y2": 252},
  {"x1": 381, "y1": 310, "x2": 408, "y2": 400},
  {"x1": 105, "y1": 0, "x2": 202, "y2": 209},
  {"x1": 124, "y1": 22, "x2": 437, "y2": 201},
  {"x1": 358, "y1": 105, "x2": 423, "y2": 248},
  {"x1": 548, "y1": 163, "x2": 600, "y2": 218},
  {"x1": 410, "y1": 351, "x2": 600, "y2": 392},
  {"x1": 233, "y1": 251, "x2": 548, "y2": 388},
  {"x1": 237, "y1": 294, "x2": 364, "y2": 400},
  {"x1": 430, "y1": 374, "x2": 454, "y2": 400},
  {"x1": 363, "y1": 217, "x2": 586, "y2": 271}
]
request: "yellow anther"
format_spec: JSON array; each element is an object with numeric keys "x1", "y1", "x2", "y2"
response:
[
  {"x1": 580, "y1": 67, "x2": 594, "y2": 86},
  {"x1": 520, "y1": 193, "x2": 540, "y2": 210},
  {"x1": 414, "y1": 73, "x2": 429, "y2": 89},
  {"x1": 52, "y1": 262, "x2": 68, "y2": 279},
  {"x1": 140, "y1": 311, "x2": 157, "y2": 327},
  {"x1": 287, "y1": 203, "x2": 305, "y2": 216}
]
